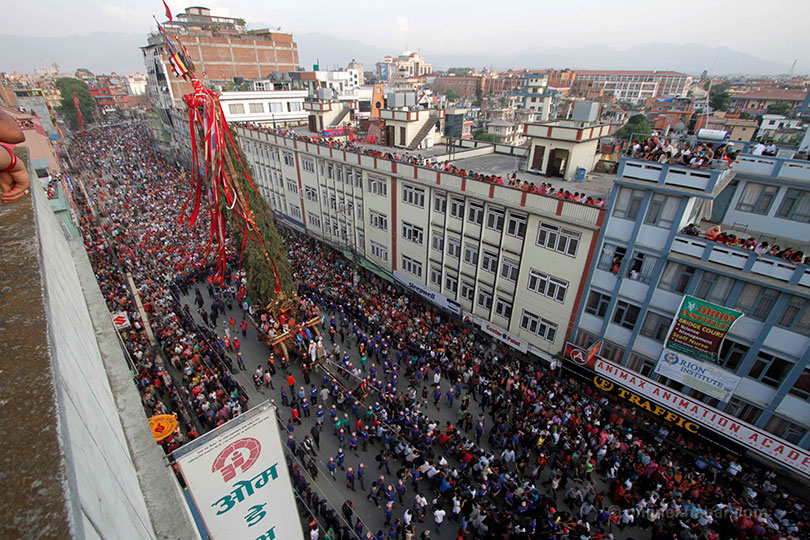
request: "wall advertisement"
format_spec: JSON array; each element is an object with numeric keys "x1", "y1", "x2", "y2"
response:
[
  {"x1": 393, "y1": 271, "x2": 461, "y2": 315},
  {"x1": 174, "y1": 403, "x2": 303, "y2": 540},
  {"x1": 654, "y1": 349, "x2": 742, "y2": 403},
  {"x1": 665, "y1": 295, "x2": 743, "y2": 363},
  {"x1": 593, "y1": 357, "x2": 810, "y2": 480}
]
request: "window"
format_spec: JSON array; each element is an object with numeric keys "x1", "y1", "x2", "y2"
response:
[
  {"x1": 724, "y1": 397, "x2": 762, "y2": 424},
  {"x1": 445, "y1": 275, "x2": 458, "y2": 293},
  {"x1": 368, "y1": 175, "x2": 387, "y2": 196},
  {"x1": 585, "y1": 290, "x2": 611, "y2": 318},
  {"x1": 527, "y1": 269, "x2": 568, "y2": 302},
  {"x1": 287, "y1": 101, "x2": 302, "y2": 112},
  {"x1": 494, "y1": 297, "x2": 512, "y2": 319},
  {"x1": 369, "y1": 211, "x2": 388, "y2": 231},
  {"x1": 644, "y1": 193, "x2": 679, "y2": 228},
  {"x1": 249, "y1": 102, "x2": 264, "y2": 114},
  {"x1": 612, "y1": 300, "x2": 641, "y2": 330},
  {"x1": 402, "y1": 184, "x2": 425, "y2": 208},
  {"x1": 789, "y1": 369, "x2": 810, "y2": 401},
  {"x1": 486, "y1": 208, "x2": 505, "y2": 231},
  {"x1": 228, "y1": 103, "x2": 245, "y2": 115},
  {"x1": 776, "y1": 188, "x2": 810, "y2": 223},
  {"x1": 658, "y1": 261, "x2": 695, "y2": 294},
  {"x1": 463, "y1": 243, "x2": 479, "y2": 265},
  {"x1": 286, "y1": 178, "x2": 298, "y2": 193},
  {"x1": 446, "y1": 237, "x2": 461, "y2": 258},
  {"x1": 626, "y1": 354, "x2": 656, "y2": 377},
  {"x1": 302, "y1": 158, "x2": 315, "y2": 173},
  {"x1": 694, "y1": 271, "x2": 734, "y2": 305},
  {"x1": 735, "y1": 284, "x2": 778, "y2": 321},
  {"x1": 304, "y1": 186, "x2": 318, "y2": 202},
  {"x1": 401, "y1": 222, "x2": 424, "y2": 245},
  {"x1": 450, "y1": 198, "x2": 465, "y2": 219},
  {"x1": 640, "y1": 311, "x2": 673, "y2": 342},
  {"x1": 764, "y1": 415, "x2": 807, "y2": 445},
  {"x1": 747, "y1": 352, "x2": 792, "y2": 388},
  {"x1": 402, "y1": 255, "x2": 423, "y2": 277},
  {"x1": 282, "y1": 151, "x2": 294, "y2": 166},
  {"x1": 430, "y1": 266, "x2": 442, "y2": 287},
  {"x1": 736, "y1": 182, "x2": 778, "y2": 214},
  {"x1": 460, "y1": 281, "x2": 475, "y2": 301},
  {"x1": 268, "y1": 102, "x2": 283, "y2": 113},
  {"x1": 467, "y1": 203, "x2": 484, "y2": 225},
  {"x1": 597, "y1": 244, "x2": 626, "y2": 274},
  {"x1": 778, "y1": 296, "x2": 810, "y2": 332},
  {"x1": 500, "y1": 257, "x2": 520, "y2": 282},
  {"x1": 506, "y1": 213, "x2": 527, "y2": 238},
  {"x1": 481, "y1": 251, "x2": 498, "y2": 273},
  {"x1": 355, "y1": 202, "x2": 363, "y2": 221},
  {"x1": 354, "y1": 170, "x2": 362, "y2": 188},
  {"x1": 519, "y1": 310, "x2": 558, "y2": 342},
  {"x1": 329, "y1": 195, "x2": 337, "y2": 210},
  {"x1": 433, "y1": 193, "x2": 447, "y2": 213},
  {"x1": 613, "y1": 187, "x2": 645, "y2": 219},
  {"x1": 431, "y1": 232, "x2": 444, "y2": 252},
  {"x1": 307, "y1": 213, "x2": 321, "y2": 228},
  {"x1": 477, "y1": 289, "x2": 493, "y2": 310},
  {"x1": 370, "y1": 241, "x2": 388, "y2": 262},
  {"x1": 537, "y1": 222, "x2": 580, "y2": 257},
  {"x1": 626, "y1": 251, "x2": 659, "y2": 284},
  {"x1": 357, "y1": 232, "x2": 364, "y2": 249},
  {"x1": 717, "y1": 339, "x2": 748, "y2": 372},
  {"x1": 289, "y1": 204, "x2": 301, "y2": 219}
]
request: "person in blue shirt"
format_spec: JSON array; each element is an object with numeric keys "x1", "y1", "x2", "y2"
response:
[
  {"x1": 357, "y1": 463, "x2": 366, "y2": 490},
  {"x1": 433, "y1": 387, "x2": 442, "y2": 409},
  {"x1": 346, "y1": 467, "x2": 356, "y2": 491},
  {"x1": 327, "y1": 457, "x2": 337, "y2": 479},
  {"x1": 286, "y1": 435, "x2": 296, "y2": 453},
  {"x1": 336, "y1": 448, "x2": 346, "y2": 470}
]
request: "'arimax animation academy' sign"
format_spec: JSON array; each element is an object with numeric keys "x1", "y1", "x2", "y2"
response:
[{"x1": 174, "y1": 403, "x2": 303, "y2": 540}]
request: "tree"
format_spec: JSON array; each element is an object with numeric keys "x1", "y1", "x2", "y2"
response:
[
  {"x1": 474, "y1": 79, "x2": 483, "y2": 107},
  {"x1": 739, "y1": 111, "x2": 751, "y2": 120},
  {"x1": 447, "y1": 67, "x2": 474, "y2": 76},
  {"x1": 616, "y1": 114, "x2": 651, "y2": 140},
  {"x1": 55, "y1": 77, "x2": 96, "y2": 129},
  {"x1": 474, "y1": 131, "x2": 501, "y2": 143},
  {"x1": 225, "y1": 142, "x2": 295, "y2": 307},
  {"x1": 766, "y1": 102, "x2": 791, "y2": 115},
  {"x1": 442, "y1": 88, "x2": 460, "y2": 102},
  {"x1": 710, "y1": 91, "x2": 730, "y2": 112}
]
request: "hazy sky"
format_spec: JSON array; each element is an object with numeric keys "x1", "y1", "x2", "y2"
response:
[{"x1": 4, "y1": 0, "x2": 808, "y2": 63}]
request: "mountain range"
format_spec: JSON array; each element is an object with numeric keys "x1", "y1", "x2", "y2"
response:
[{"x1": 0, "y1": 31, "x2": 796, "y2": 77}]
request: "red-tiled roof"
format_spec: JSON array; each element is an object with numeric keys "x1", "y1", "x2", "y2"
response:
[
  {"x1": 731, "y1": 89, "x2": 807, "y2": 101},
  {"x1": 575, "y1": 70, "x2": 688, "y2": 76}
]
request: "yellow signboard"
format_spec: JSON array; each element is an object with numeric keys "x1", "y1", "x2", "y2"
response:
[{"x1": 149, "y1": 414, "x2": 178, "y2": 441}]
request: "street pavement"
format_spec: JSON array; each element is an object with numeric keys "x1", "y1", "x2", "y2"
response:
[{"x1": 177, "y1": 284, "x2": 645, "y2": 540}]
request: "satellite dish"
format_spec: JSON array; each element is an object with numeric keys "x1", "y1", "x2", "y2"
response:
[{"x1": 672, "y1": 121, "x2": 686, "y2": 133}]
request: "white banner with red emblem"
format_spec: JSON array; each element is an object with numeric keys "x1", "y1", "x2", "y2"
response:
[{"x1": 174, "y1": 402, "x2": 302, "y2": 540}]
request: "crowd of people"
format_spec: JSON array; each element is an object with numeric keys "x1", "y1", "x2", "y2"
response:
[
  {"x1": 67, "y1": 122, "x2": 808, "y2": 540},
  {"x1": 681, "y1": 223, "x2": 808, "y2": 266},
  {"x1": 236, "y1": 122, "x2": 605, "y2": 207},
  {"x1": 626, "y1": 136, "x2": 739, "y2": 168}
]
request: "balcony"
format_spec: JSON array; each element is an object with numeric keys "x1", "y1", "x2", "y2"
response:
[
  {"x1": 670, "y1": 233, "x2": 808, "y2": 285},
  {"x1": 732, "y1": 154, "x2": 810, "y2": 183},
  {"x1": 619, "y1": 156, "x2": 732, "y2": 193}
]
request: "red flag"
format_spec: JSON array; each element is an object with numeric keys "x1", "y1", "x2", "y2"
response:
[{"x1": 163, "y1": 0, "x2": 173, "y2": 21}]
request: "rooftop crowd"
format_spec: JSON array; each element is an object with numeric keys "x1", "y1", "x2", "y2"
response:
[
  {"x1": 68, "y1": 123, "x2": 807, "y2": 540},
  {"x1": 237, "y1": 122, "x2": 605, "y2": 207}
]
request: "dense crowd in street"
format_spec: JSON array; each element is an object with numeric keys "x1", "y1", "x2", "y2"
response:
[
  {"x1": 237, "y1": 122, "x2": 606, "y2": 207},
  {"x1": 69, "y1": 123, "x2": 807, "y2": 540}
]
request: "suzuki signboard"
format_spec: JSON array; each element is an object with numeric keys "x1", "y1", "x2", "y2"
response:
[{"x1": 174, "y1": 403, "x2": 302, "y2": 540}]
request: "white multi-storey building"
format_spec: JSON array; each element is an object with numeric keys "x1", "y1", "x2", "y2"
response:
[
  {"x1": 569, "y1": 141, "x2": 810, "y2": 479},
  {"x1": 236, "y1": 125, "x2": 606, "y2": 361}
]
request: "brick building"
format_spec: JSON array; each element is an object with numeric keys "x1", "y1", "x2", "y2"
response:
[
  {"x1": 571, "y1": 70, "x2": 692, "y2": 104},
  {"x1": 89, "y1": 74, "x2": 130, "y2": 115},
  {"x1": 142, "y1": 6, "x2": 299, "y2": 150}
]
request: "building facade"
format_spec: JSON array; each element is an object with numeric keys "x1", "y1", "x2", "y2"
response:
[
  {"x1": 235, "y1": 126, "x2": 605, "y2": 361},
  {"x1": 568, "y1": 146, "x2": 810, "y2": 472},
  {"x1": 729, "y1": 89, "x2": 808, "y2": 116},
  {"x1": 573, "y1": 70, "x2": 692, "y2": 104},
  {"x1": 376, "y1": 52, "x2": 432, "y2": 83},
  {"x1": 220, "y1": 90, "x2": 309, "y2": 126}
]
